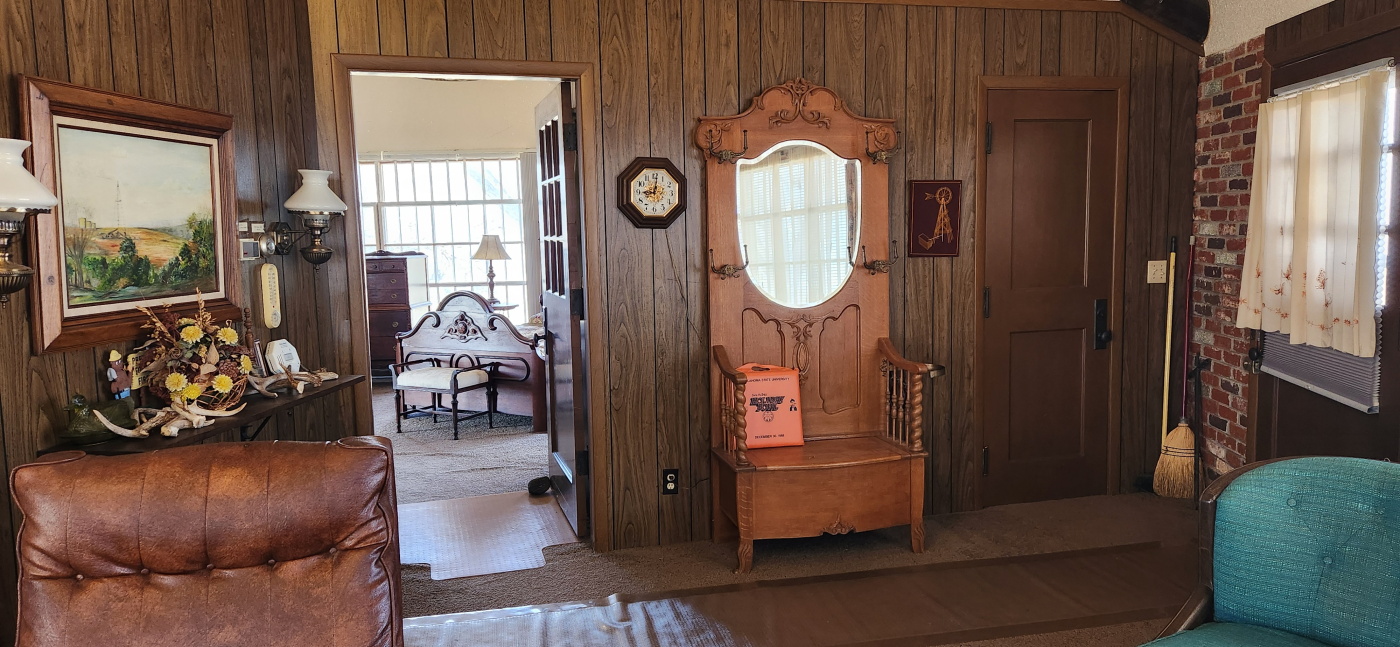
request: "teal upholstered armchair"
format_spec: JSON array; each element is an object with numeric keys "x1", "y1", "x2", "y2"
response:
[{"x1": 1146, "y1": 456, "x2": 1400, "y2": 647}]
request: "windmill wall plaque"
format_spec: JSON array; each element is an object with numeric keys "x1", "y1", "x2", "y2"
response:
[{"x1": 907, "y1": 180, "x2": 961, "y2": 257}]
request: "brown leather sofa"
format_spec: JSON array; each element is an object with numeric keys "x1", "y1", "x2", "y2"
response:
[{"x1": 11, "y1": 437, "x2": 404, "y2": 647}]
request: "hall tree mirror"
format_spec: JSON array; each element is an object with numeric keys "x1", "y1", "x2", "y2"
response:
[{"x1": 735, "y1": 141, "x2": 861, "y2": 309}]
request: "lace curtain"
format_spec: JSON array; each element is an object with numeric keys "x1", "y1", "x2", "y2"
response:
[{"x1": 1237, "y1": 67, "x2": 1393, "y2": 358}]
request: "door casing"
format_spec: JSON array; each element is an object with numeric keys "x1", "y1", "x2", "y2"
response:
[
  {"x1": 330, "y1": 55, "x2": 614, "y2": 550},
  {"x1": 972, "y1": 76, "x2": 1130, "y2": 510}
]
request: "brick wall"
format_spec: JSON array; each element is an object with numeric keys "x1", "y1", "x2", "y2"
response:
[{"x1": 1193, "y1": 36, "x2": 1264, "y2": 474}]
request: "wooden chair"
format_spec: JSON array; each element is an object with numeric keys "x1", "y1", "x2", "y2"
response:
[{"x1": 698, "y1": 79, "x2": 945, "y2": 573}]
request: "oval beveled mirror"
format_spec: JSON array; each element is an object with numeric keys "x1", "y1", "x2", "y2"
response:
[{"x1": 736, "y1": 141, "x2": 861, "y2": 308}]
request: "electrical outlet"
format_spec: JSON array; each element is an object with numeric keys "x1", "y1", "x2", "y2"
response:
[
  {"x1": 662, "y1": 469, "x2": 679, "y2": 495},
  {"x1": 1147, "y1": 260, "x2": 1168, "y2": 284}
]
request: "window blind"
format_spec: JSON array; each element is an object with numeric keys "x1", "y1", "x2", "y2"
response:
[{"x1": 1261, "y1": 328, "x2": 1382, "y2": 413}]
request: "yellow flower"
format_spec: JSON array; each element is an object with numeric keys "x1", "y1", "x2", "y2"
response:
[
  {"x1": 177, "y1": 317, "x2": 195, "y2": 326},
  {"x1": 180, "y1": 326, "x2": 204, "y2": 343},
  {"x1": 211, "y1": 374, "x2": 234, "y2": 394},
  {"x1": 180, "y1": 384, "x2": 204, "y2": 401},
  {"x1": 215, "y1": 327, "x2": 239, "y2": 345},
  {"x1": 164, "y1": 372, "x2": 189, "y2": 392},
  {"x1": 239, "y1": 355, "x2": 253, "y2": 374}
]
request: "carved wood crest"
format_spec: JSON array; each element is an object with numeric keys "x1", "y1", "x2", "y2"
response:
[
  {"x1": 695, "y1": 78, "x2": 899, "y2": 163},
  {"x1": 823, "y1": 517, "x2": 856, "y2": 535},
  {"x1": 757, "y1": 78, "x2": 835, "y2": 128},
  {"x1": 441, "y1": 311, "x2": 486, "y2": 343}
]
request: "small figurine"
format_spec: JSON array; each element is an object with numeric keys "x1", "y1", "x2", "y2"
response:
[{"x1": 107, "y1": 349, "x2": 132, "y2": 399}]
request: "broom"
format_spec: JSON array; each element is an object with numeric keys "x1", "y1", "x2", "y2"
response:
[{"x1": 1154, "y1": 236, "x2": 1196, "y2": 498}]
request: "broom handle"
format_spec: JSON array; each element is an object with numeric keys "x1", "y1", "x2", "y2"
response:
[
  {"x1": 1161, "y1": 237, "x2": 1178, "y2": 446},
  {"x1": 1180, "y1": 236, "x2": 1195, "y2": 419}
]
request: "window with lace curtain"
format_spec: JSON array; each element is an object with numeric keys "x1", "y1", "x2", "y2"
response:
[{"x1": 1239, "y1": 62, "x2": 1396, "y2": 412}]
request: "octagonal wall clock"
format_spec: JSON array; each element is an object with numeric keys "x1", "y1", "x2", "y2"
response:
[{"x1": 618, "y1": 157, "x2": 687, "y2": 229}]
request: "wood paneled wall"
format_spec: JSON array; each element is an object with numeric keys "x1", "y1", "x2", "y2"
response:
[
  {"x1": 0, "y1": 0, "x2": 349, "y2": 640},
  {"x1": 307, "y1": 0, "x2": 1198, "y2": 548}
]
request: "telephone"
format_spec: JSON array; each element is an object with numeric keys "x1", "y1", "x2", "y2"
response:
[{"x1": 258, "y1": 262, "x2": 282, "y2": 329}]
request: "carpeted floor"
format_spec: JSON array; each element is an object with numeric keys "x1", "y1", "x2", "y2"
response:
[{"x1": 371, "y1": 384, "x2": 547, "y2": 505}]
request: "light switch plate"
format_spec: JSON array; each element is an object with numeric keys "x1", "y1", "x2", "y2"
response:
[{"x1": 1147, "y1": 260, "x2": 1168, "y2": 284}]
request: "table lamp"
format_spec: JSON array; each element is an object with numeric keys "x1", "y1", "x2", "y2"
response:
[{"x1": 472, "y1": 234, "x2": 511, "y2": 305}]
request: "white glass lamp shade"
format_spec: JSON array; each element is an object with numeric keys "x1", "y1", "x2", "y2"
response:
[
  {"x1": 472, "y1": 234, "x2": 511, "y2": 261},
  {"x1": 284, "y1": 169, "x2": 348, "y2": 215},
  {"x1": 0, "y1": 139, "x2": 58, "y2": 221}
]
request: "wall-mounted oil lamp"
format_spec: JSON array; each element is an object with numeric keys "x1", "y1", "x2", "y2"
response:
[
  {"x1": 0, "y1": 139, "x2": 59, "y2": 304},
  {"x1": 259, "y1": 169, "x2": 348, "y2": 266}
]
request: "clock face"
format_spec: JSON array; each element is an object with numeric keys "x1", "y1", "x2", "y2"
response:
[{"x1": 628, "y1": 168, "x2": 680, "y2": 219}]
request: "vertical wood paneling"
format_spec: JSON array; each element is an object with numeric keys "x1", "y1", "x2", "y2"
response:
[
  {"x1": 63, "y1": 0, "x2": 113, "y2": 89},
  {"x1": 378, "y1": 0, "x2": 409, "y2": 56},
  {"x1": 1004, "y1": 9, "x2": 1039, "y2": 75},
  {"x1": 950, "y1": 6, "x2": 983, "y2": 510},
  {"x1": 1120, "y1": 22, "x2": 1157, "y2": 490},
  {"x1": 737, "y1": 0, "x2": 762, "y2": 104},
  {"x1": 30, "y1": 0, "x2": 70, "y2": 80},
  {"x1": 475, "y1": 0, "x2": 526, "y2": 60},
  {"x1": 802, "y1": 2, "x2": 824, "y2": 83},
  {"x1": 760, "y1": 0, "x2": 803, "y2": 89},
  {"x1": 1059, "y1": 10, "x2": 1096, "y2": 76},
  {"x1": 335, "y1": 0, "x2": 380, "y2": 54},
  {"x1": 524, "y1": 0, "x2": 551, "y2": 61},
  {"x1": 824, "y1": 3, "x2": 866, "y2": 113},
  {"x1": 405, "y1": 0, "x2": 447, "y2": 57},
  {"x1": 646, "y1": 0, "x2": 689, "y2": 546},
  {"x1": 108, "y1": 0, "x2": 140, "y2": 95},
  {"x1": 1040, "y1": 10, "x2": 1060, "y2": 76},
  {"x1": 133, "y1": 0, "x2": 176, "y2": 102},
  {"x1": 446, "y1": 0, "x2": 475, "y2": 57},
  {"x1": 868, "y1": 4, "x2": 906, "y2": 348},
  {"x1": 1094, "y1": 13, "x2": 1130, "y2": 77},
  {"x1": 601, "y1": 0, "x2": 659, "y2": 549},
  {"x1": 169, "y1": 0, "x2": 218, "y2": 110},
  {"x1": 983, "y1": 9, "x2": 1003, "y2": 76},
  {"x1": 681, "y1": 0, "x2": 711, "y2": 543}
]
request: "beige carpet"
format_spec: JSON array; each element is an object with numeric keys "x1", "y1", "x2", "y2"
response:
[
  {"x1": 401, "y1": 493, "x2": 1196, "y2": 628},
  {"x1": 400, "y1": 491, "x2": 578, "y2": 579},
  {"x1": 371, "y1": 384, "x2": 547, "y2": 504},
  {"x1": 403, "y1": 542, "x2": 1189, "y2": 646}
]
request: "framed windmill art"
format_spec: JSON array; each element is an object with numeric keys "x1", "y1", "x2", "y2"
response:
[{"x1": 908, "y1": 180, "x2": 961, "y2": 257}]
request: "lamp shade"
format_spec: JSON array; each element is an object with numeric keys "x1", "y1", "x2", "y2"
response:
[
  {"x1": 472, "y1": 234, "x2": 511, "y2": 261},
  {"x1": 0, "y1": 139, "x2": 58, "y2": 219},
  {"x1": 284, "y1": 169, "x2": 348, "y2": 214}
]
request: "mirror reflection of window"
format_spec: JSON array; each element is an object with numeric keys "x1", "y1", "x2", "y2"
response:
[{"x1": 737, "y1": 141, "x2": 860, "y2": 308}]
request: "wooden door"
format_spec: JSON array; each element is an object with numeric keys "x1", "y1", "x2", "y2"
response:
[
  {"x1": 536, "y1": 82, "x2": 589, "y2": 536},
  {"x1": 980, "y1": 86, "x2": 1125, "y2": 507}
]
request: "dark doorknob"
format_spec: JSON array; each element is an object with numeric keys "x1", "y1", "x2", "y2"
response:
[{"x1": 1093, "y1": 299, "x2": 1111, "y2": 350}]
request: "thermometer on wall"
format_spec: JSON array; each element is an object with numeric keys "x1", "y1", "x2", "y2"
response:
[{"x1": 259, "y1": 262, "x2": 283, "y2": 329}]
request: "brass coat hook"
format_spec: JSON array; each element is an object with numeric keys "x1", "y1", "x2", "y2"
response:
[
  {"x1": 861, "y1": 241, "x2": 899, "y2": 275},
  {"x1": 710, "y1": 245, "x2": 750, "y2": 279},
  {"x1": 865, "y1": 128, "x2": 901, "y2": 164},
  {"x1": 707, "y1": 130, "x2": 749, "y2": 164}
]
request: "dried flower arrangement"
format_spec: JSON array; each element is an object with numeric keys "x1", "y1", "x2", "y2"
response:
[{"x1": 134, "y1": 293, "x2": 256, "y2": 412}]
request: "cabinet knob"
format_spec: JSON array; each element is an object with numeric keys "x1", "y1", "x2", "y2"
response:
[
  {"x1": 392, "y1": 321, "x2": 400, "y2": 328},
  {"x1": 390, "y1": 278, "x2": 398, "y2": 284},
  {"x1": 390, "y1": 294, "x2": 399, "y2": 300}
]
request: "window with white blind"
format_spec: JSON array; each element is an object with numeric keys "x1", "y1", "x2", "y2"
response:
[{"x1": 358, "y1": 155, "x2": 537, "y2": 323}]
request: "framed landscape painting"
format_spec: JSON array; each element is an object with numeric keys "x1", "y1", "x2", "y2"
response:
[{"x1": 22, "y1": 77, "x2": 241, "y2": 354}]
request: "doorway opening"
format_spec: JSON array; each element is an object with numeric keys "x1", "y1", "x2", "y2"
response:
[{"x1": 334, "y1": 56, "x2": 603, "y2": 577}]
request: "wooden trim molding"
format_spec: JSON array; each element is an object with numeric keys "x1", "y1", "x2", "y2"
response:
[
  {"x1": 790, "y1": 0, "x2": 1205, "y2": 55},
  {"x1": 327, "y1": 54, "x2": 614, "y2": 551}
]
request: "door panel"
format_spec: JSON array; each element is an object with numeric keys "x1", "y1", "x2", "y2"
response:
[
  {"x1": 982, "y1": 87, "x2": 1122, "y2": 507},
  {"x1": 536, "y1": 82, "x2": 589, "y2": 537}
]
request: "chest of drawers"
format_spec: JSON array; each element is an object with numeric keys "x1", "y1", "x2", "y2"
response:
[{"x1": 365, "y1": 251, "x2": 430, "y2": 377}]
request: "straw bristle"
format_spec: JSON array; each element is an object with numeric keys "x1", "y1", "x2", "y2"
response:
[{"x1": 1153, "y1": 422, "x2": 1196, "y2": 499}]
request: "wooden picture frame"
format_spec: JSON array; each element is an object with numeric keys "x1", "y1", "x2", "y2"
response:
[
  {"x1": 21, "y1": 77, "x2": 242, "y2": 354},
  {"x1": 908, "y1": 180, "x2": 962, "y2": 257}
]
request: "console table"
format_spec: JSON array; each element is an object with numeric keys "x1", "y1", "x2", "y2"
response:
[{"x1": 41, "y1": 375, "x2": 366, "y2": 456}]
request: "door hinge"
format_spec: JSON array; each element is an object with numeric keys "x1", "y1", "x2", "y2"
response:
[
  {"x1": 578, "y1": 450, "x2": 590, "y2": 476},
  {"x1": 562, "y1": 121, "x2": 579, "y2": 152},
  {"x1": 570, "y1": 287, "x2": 585, "y2": 318},
  {"x1": 982, "y1": 447, "x2": 990, "y2": 476},
  {"x1": 982, "y1": 287, "x2": 991, "y2": 319},
  {"x1": 985, "y1": 122, "x2": 994, "y2": 155}
]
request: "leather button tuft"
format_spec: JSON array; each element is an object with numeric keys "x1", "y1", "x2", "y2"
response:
[
  {"x1": 74, "y1": 574, "x2": 83, "y2": 581},
  {"x1": 1323, "y1": 556, "x2": 1334, "y2": 565},
  {"x1": 328, "y1": 547, "x2": 337, "y2": 554},
  {"x1": 1287, "y1": 498, "x2": 1298, "y2": 507},
  {"x1": 206, "y1": 564, "x2": 215, "y2": 570},
  {"x1": 140, "y1": 569, "x2": 149, "y2": 575},
  {"x1": 267, "y1": 559, "x2": 276, "y2": 566}
]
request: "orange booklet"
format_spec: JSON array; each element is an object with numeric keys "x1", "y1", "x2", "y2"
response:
[{"x1": 737, "y1": 363, "x2": 804, "y2": 448}]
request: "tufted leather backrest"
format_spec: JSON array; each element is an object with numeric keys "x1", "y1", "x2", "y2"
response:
[
  {"x1": 11, "y1": 437, "x2": 403, "y2": 647},
  {"x1": 1213, "y1": 456, "x2": 1400, "y2": 647}
]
